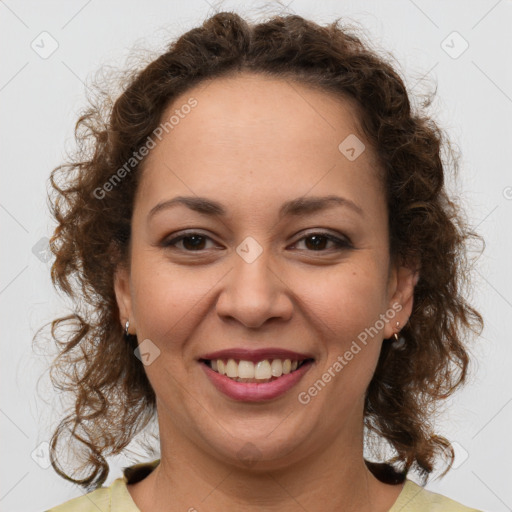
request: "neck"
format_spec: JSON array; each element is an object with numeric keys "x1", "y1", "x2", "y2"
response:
[{"x1": 127, "y1": 407, "x2": 404, "y2": 512}]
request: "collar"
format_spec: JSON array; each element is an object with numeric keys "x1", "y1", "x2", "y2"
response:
[{"x1": 122, "y1": 459, "x2": 161, "y2": 485}]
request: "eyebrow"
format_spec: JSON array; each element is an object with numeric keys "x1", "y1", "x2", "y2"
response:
[{"x1": 147, "y1": 194, "x2": 364, "y2": 223}]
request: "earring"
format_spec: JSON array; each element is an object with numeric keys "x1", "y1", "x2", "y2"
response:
[
  {"x1": 125, "y1": 320, "x2": 130, "y2": 338},
  {"x1": 393, "y1": 321, "x2": 400, "y2": 342},
  {"x1": 390, "y1": 320, "x2": 406, "y2": 349}
]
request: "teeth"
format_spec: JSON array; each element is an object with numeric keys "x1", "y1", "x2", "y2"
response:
[
  {"x1": 226, "y1": 358, "x2": 238, "y2": 378},
  {"x1": 270, "y1": 359, "x2": 282, "y2": 377},
  {"x1": 238, "y1": 360, "x2": 255, "y2": 379},
  {"x1": 208, "y1": 357, "x2": 306, "y2": 381},
  {"x1": 255, "y1": 360, "x2": 272, "y2": 379}
]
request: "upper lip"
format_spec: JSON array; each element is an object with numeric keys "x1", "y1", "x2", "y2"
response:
[{"x1": 199, "y1": 348, "x2": 315, "y2": 363}]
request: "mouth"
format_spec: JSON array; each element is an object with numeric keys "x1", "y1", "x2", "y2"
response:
[
  {"x1": 198, "y1": 348, "x2": 316, "y2": 401},
  {"x1": 199, "y1": 357, "x2": 315, "y2": 383}
]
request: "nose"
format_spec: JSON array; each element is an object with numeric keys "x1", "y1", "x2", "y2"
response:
[{"x1": 215, "y1": 245, "x2": 293, "y2": 329}]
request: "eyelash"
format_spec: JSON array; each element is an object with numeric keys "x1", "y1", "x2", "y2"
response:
[{"x1": 161, "y1": 231, "x2": 353, "y2": 253}]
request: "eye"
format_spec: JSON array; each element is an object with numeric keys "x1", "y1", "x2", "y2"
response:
[
  {"x1": 161, "y1": 231, "x2": 352, "y2": 253},
  {"x1": 162, "y1": 232, "x2": 218, "y2": 251},
  {"x1": 291, "y1": 232, "x2": 352, "y2": 252}
]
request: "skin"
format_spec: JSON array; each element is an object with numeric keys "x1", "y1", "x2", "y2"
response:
[{"x1": 114, "y1": 72, "x2": 418, "y2": 512}]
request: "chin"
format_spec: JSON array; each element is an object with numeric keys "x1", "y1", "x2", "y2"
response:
[{"x1": 201, "y1": 425, "x2": 313, "y2": 471}]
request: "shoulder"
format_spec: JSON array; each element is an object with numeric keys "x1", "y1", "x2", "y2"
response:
[
  {"x1": 44, "y1": 486, "x2": 111, "y2": 512},
  {"x1": 45, "y1": 478, "x2": 137, "y2": 512},
  {"x1": 44, "y1": 459, "x2": 160, "y2": 512},
  {"x1": 389, "y1": 479, "x2": 482, "y2": 512}
]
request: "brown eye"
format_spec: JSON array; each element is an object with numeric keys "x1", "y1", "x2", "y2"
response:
[
  {"x1": 163, "y1": 233, "x2": 215, "y2": 251},
  {"x1": 292, "y1": 232, "x2": 352, "y2": 252},
  {"x1": 162, "y1": 231, "x2": 352, "y2": 254}
]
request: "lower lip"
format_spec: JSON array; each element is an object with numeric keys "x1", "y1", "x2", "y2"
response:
[{"x1": 200, "y1": 360, "x2": 314, "y2": 402}]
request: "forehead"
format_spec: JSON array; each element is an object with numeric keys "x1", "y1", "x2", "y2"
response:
[
  {"x1": 136, "y1": 72, "x2": 383, "y2": 216},
  {"x1": 156, "y1": 71, "x2": 366, "y2": 157}
]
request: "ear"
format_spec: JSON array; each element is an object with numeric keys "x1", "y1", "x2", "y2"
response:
[
  {"x1": 383, "y1": 263, "x2": 420, "y2": 339},
  {"x1": 113, "y1": 264, "x2": 135, "y2": 335}
]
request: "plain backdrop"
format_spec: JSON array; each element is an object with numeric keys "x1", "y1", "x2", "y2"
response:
[{"x1": 1, "y1": 1, "x2": 511, "y2": 511}]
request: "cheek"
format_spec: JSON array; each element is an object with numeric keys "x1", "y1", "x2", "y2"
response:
[
  {"x1": 297, "y1": 261, "x2": 387, "y2": 381},
  {"x1": 307, "y1": 277, "x2": 386, "y2": 389},
  {"x1": 129, "y1": 253, "x2": 222, "y2": 348},
  {"x1": 296, "y1": 262, "x2": 388, "y2": 337},
  {"x1": 130, "y1": 239, "x2": 389, "y2": 348}
]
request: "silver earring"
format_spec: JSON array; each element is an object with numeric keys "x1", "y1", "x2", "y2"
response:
[{"x1": 125, "y1": 320, "x2": 130, "y2": 337}]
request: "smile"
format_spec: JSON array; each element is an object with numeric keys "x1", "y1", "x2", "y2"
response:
[
  {"x1": 201, "y1": 357, "x2": 313, "y2": 383},
  {"x1": 199, "y1": 357, "x2": 315, "y2": 402}
]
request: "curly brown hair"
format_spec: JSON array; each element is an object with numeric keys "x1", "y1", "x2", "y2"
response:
[{"x1": 36, "y1": 10, "x2": 483, "y2": 492}]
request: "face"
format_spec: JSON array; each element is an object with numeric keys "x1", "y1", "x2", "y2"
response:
[{"x1": 114, "y1": 72, "x2": 416, "y2": 471}]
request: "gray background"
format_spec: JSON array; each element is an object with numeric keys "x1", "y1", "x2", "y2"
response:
[{"x1": 1, "y1": 0, "x2": 511, "y2": 510}]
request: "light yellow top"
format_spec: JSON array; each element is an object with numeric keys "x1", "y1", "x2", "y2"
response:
[{"x1": 45, "y1": 459, "x2": 482, "y2": 511}]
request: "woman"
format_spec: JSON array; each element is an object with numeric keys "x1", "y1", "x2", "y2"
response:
[{"x1": 43, "y1": 10, "x2": 483, "y2": 511}]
